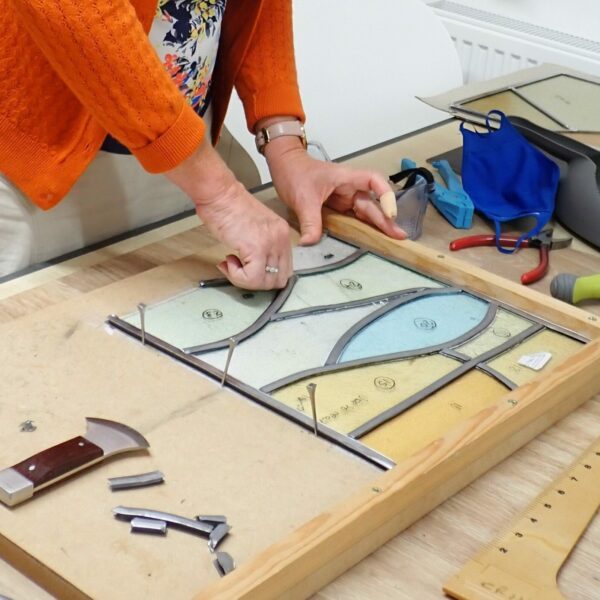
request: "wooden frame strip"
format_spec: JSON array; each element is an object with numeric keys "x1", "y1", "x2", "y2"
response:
[
  {"x1": 195, "y1": 334, "x2": 600, "y2": 600},
  {"x1": 191, "y1": 212, "x2": 600, "y2": 599}
]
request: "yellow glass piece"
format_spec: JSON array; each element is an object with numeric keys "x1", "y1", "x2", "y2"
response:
[
  {"x1": 362, "y1": 371, "x2": 507, "y2": 464},
  {"x1": 271, "y1": 354, "x2": 460, "y2": 435},
  {"x1": 454, "y1": 308, "x2": 533, "y2": 359},
  {"x1": 460, "y1": 91, "x2": 560, "y2": 129},
  {"x1": 486, "y1": 330, "x2": 584, "y2": 387},
  {"x1": 280, "y1": 253, "x2": 443, "y2": 313}
]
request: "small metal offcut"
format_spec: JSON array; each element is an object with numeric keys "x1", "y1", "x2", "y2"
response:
[
  {"x1": 108, "y1": 470, "x2": 165, "y2": 491},
  {"x1": 130, "y1": 517, "x2": 167, "y2": 535},
  {"x1": 213, "y1": 551, "x2": 235, "y2": 577}
]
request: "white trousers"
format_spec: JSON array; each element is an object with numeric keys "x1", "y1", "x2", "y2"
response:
[
  {"x1": 0, "y1": 105, "x2": 221, "y2": 279},
  {"x1": 0, "y1": 151, "x2": 194, "y2": 278}
]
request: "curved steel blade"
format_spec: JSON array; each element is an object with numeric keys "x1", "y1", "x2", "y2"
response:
[{"x1": 84, "y1": 418, "x2": 149, "y2": 457}]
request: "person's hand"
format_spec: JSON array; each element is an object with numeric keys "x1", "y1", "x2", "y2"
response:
[
  {"x1": 264, "y1": 135, "x2": 407, "y2": 245},
  {"x1": 165, "y1": 139, "x2": 292, "y2": 290}
]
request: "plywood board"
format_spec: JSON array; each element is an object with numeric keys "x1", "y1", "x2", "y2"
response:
[{"x1": 0, "y1": 256, "x2": 378, "y2": 599}]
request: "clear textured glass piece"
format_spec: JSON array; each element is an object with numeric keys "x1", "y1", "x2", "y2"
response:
[
  {"x1": 460, "y1": 90, "x2": 561, "y2": 129},
  {"x1": 292, "y1": 236, "x2": 359, "y2": 271},
  {"x1": 517, "y1": 75, "x2": 600, "y2": 131}
]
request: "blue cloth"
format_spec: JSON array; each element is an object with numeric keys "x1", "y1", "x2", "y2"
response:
[{"x1": 461, "y1": 110, "x2": 560, "y2": 253}]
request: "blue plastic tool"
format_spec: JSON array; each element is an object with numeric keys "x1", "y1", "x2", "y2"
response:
[{"x1": 401, "y1": 158, "x2": 474, "y2": 229}]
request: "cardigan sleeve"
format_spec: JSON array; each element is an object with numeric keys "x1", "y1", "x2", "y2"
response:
[
  {"x1": 8, "y1": 0, "x2": 205, "y2": 173},
  {"x1": 234, "y1": 0, "x2": 306, "y2": 133}
]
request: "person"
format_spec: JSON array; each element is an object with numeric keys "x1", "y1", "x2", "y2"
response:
[{"x1": 0, "y1": 0, "x2": 405, "y2": 288}]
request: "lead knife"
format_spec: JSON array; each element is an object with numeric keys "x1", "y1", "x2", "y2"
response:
[{"x1": 0, "y1": 417, "x2": 149, "y2": 507}]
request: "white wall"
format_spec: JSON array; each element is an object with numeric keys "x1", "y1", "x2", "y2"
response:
[{"x1": 426, "y1": 0, "x2": 600, "y2": 42}]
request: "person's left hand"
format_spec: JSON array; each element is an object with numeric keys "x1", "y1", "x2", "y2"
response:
[{"x1": 265, "y1": 138, "x2": 407, "y2": 245}]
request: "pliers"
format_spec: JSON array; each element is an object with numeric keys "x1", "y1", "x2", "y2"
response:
[{"x1": 449, "y1": 228, "x2": 572, "y2": 285}]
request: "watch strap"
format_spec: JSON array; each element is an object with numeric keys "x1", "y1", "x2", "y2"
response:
[{"x1": 255, "y1": 120, "x2": 307, "y2": 154}]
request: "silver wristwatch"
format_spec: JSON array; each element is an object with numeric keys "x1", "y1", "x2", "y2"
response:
[{"x1": 255, "y1": 120, "x2": 307, "y2": 155}]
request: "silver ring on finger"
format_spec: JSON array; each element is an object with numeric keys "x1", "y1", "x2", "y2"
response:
[{"x1": 265, "y1": 265, "x2": 279, "y2": 274}]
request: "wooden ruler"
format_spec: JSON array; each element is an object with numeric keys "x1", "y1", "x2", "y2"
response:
[{"x1": 444, "y1": 436, "x2": 600, "y2": 600}]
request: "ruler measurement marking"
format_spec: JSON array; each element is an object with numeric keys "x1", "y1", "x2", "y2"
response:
[{"x1": 444, "y1": 437, "x2": 600, "y2": 600}]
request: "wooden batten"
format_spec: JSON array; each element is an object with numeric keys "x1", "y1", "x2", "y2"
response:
[
  {"x1": 324, "y1": 211, "x2": 600, "y2": 339},
  {"x1": 194, "y1": 217, "x2": 600, "y2": 599}
]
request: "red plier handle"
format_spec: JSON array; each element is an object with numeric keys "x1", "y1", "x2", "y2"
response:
[
  {"x1": 449, "y1": 234, "x2": 531, "y2": 251},
  {"x1": 449, "y1": 234, "x2": 549, "y2": 285},
  {"x1": 521, "y1": 244, "x2": 549, "y2": 285}
]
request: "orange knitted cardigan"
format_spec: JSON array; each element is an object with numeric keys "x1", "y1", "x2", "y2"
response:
[{"x1": 0, "y1": 0, "x2": 305, "y2": 209}]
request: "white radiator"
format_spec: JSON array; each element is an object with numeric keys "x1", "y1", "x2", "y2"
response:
[{"x1": 428, "y1": 0, "x2": 600, "y2": 83}]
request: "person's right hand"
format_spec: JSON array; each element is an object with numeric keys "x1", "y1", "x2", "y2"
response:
[{"x1": 165, "y1": 138, "x2": 292, "y2": 290}]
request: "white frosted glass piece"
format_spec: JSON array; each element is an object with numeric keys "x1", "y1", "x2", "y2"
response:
[
  {"x1": 124, "y1": 286, "x2": 276, "y2": 350},
  {"x1": 281, "y1": 253, "x2": 443, "y2": 313},
  {"x1": 199, "y1": 303, "x2": 383, "y2": 389},
  {"x1": 292, "y1": 236, "x2": 358, "y2": 271}
]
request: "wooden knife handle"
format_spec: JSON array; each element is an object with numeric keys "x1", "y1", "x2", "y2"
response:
[{"x1": 12, "y1": 436, "x2": 103, "y2": 488}]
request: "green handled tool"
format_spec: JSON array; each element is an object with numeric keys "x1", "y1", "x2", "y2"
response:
[{"x1": 550, "y1": 273, "x2": 600, "y2": 304}]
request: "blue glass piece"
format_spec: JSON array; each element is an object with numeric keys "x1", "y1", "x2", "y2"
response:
[{"x1": 338, "y1": 293, "x2": 489, "y2": 363}]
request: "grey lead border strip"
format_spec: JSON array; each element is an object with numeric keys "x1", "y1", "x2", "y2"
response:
[
  {"x1": 294, "y1": 248, "x2": 367, "y2": 276},
  {"x1": 347, "y1": 323, "x2": 544, "y2": 439},
  {"x1": 261, "y1": 299, "x2": 498, "y2": 394},
  {"x1": 271, "y1": 287, "x2": 430, "y2": 322},
  {"x1": 106, "y1": 315, "x2": 395, "y2": 471},
  {"x1": 197, "y1": 248, "x2": 366, "y2": 290},
  {"x1": 326, "y1": 288, "x2": 486, "y2": 366},
  {"x1": 183, "y1": 275, "x2": 298, "y2": 355},
  {"x1": 444, "y1": 348, "x2": 518, "y2": 389},
  {"x1": 476, "y1": 364, "x2": 518, "y2": 390}
]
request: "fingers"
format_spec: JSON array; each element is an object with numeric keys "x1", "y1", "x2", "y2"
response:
[
  {"x1": 217, "y1": 233, "x2": 293, "y2": 291},
  {"x1": 297, "y1": 200, "x2": 324, "y2": 246},
  {"x1": 342, "y1": 169, "x2": 393, "y2": 199},
  {"x1": 353, "y1": 195, "x2": 407, "y2": 240}
]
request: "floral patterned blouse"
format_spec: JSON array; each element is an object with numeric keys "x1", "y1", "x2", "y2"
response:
[
  {"x1": 102, "y1": 0, "x2": 226, "y2": 153},
  {"x1": 152, "y1": 0, "x2": 227, "y2": 117}
]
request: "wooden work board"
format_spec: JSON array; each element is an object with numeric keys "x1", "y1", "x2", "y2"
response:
[{"x1": 1, "y1": 121, "x2": 599, "y2": 599}]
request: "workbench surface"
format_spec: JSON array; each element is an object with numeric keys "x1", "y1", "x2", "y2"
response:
[{"x1": 1, "y1": 121, "x2": 598, "y2": 600}]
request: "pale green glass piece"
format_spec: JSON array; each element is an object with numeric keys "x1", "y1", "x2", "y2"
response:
[
  {"x1": 453, "y1": 308, "x2": 533, "y2": 359},
  {"x1": 280, "y1": 253, "x2": 444, "y2": 313},
  {"x1": 517, "y1": 75, "x2": 600, "y2": 131},
  {"x1": 124, "y1": 286, "x2": 276, "y2": 350},
  {"x1": 199, "y1": 303, "x2": 382, "y2": 389}
]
